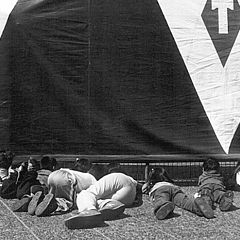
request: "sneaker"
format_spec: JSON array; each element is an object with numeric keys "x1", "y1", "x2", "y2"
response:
[
  {"x1": 99, "y1": 200, "x2": 125, "y2": 221},
  {"x1": 155, "y1": 201, "x2": 175, "y2": 220},
  {"x1": 194, "y1": 197, "x2": 214, "y2": 219},
  {"x1": 219, "y1": 191, "x2": 234, "y2": 211},
  {"x1": 35, "y1": 193, "x2": 58, "y2": 217},
  {"x1": 28, "y1": 191, "x2": 44, "y2": 215},
  {"x1": 65, "y1": 209, "x2": 103, "y2": 229},
  {"x1": 12, "y1": 197, "x2": 32, "y2": 212}
]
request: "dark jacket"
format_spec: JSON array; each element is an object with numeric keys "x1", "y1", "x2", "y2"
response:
[
  {"x1": 16, "y1": 171, "x2": 41, "y2": 199},
  {"x1": 198, "y1": 170, "x2": 225, "y2": 190}
]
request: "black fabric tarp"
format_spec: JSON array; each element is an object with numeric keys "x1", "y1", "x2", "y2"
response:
[{"x1": 0, "y1": 0, "x2": 239, "y2": 155}]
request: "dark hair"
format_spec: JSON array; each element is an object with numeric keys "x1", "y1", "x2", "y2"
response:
[
  {"x1": 51, "y1": 157, "x2": 58, "y2": 170},
  {"x1": 106, "y1": 162, "x2": 125, "y2": 174},
  {"x1": 0, "y1": 151, "x2": 15, "y2": 169},
  {"x1": 88, "y1": 164, "x2": 106, "y2": 180},
  {"x1": 202, "y1": 158, "x2": 220, "y2": 172},
  {"x1": 28, "y1": 158, "x2": 39, "y2": 171},
  {"x1": 40, "y1": 156, "x2": 53, "y2": 171},
  {"x1": 73, "y1": 158, "x2": 92, "y2": 173},
  {"x1": 147, "y1": 167, "x2": 174, "y2": 187}
]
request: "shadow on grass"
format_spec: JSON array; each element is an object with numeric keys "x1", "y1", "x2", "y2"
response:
[
  {"x1": 227, "y1": 205, "x2": 240, "y2": 212},
  {"x1": 166, "y1": 212, "x2": 181, "y2": 219}
]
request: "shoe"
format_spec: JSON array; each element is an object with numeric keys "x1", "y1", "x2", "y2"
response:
[
  {"x1": 194, "y1": 197, "x2": 214, "y2": 219},
  {"x1": 12, "y1": 197, "x2": 32, "y2": 212},
  {"x1": 155, "y1": 201, "x2": 175, "y2": 220},
  {"x1": 99, "y1": 200, "x2": 125, "y2": 220},
  {"x1": 65, "y1": 209, "x2": 103, "y2": 229},
  {"x1": 198, "y1": 189, "x2": 214, "y2": 209},
  {"x1": 28, "y1": 191, "x2": 44, "y2": 215},
  {"x1": 219, "y1": 191, "x2": 234, "y2": 211},
  {"x1": 35, "y1": 193, "x2": 58, "y2": 217}
]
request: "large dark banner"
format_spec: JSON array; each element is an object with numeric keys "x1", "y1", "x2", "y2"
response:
[{"x1": 0, "y1": 0, "x2": 240, "y2": 155}]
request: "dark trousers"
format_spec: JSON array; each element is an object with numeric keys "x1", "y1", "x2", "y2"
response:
[
  {"x1": 152, "y1": 185, "x2": 199, "y2": 215},
  {"x1": 198, "y1": 183, "x2": 226, "y2": 204}
]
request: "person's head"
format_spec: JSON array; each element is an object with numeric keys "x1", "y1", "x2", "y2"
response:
[
  {"x1": 202, "y1": 158, "x2": 220, "y2": 172},
  {"x1": 106, "y1": 162, "x2": 125, "y2": 174},
  {"x1": 73, "y1": 158, "x2": 92, "y2": 173},
  {"x1": 27, "y1": 158, "x2": 39, "y2": 172},
  {"x1": 88, "y1": 164, "x2": 106, "y2": 180},
  {"x1": 40, "y1": 156, "x2": 53, "y2": 171},
  {"x1": 0, "y1": 150, "x2": 15, "y2": 170},
  {"x1": 147, "y1": 167, "x2": 174, "y2": 187}
]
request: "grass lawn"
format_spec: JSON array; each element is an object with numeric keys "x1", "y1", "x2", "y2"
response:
[{"x1": 1, "y1": 186, "x2": 240, "y2": 240}]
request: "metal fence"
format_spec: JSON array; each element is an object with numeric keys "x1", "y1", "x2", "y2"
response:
[
  {"x1": 14, "y1": 154, "x2": 240, "y2": 186},
  {"x1": 55, "y1": 155, "x2": 240, "y2": 186}
]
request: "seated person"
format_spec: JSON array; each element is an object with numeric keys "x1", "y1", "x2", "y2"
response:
[
  {"x1": 37, "y1": 156, "x2": 57, "y2": 189},
  {"x1": 16, "y1": 158, "x2": 41, "y2": 199},
  {"x1": 0, "y1": 150, "x2": 15, "y2": 183},
  {"x1": 12, "y1": 164, "x2": 97, "y2": 216},
  {"x1": 2, "y1": 157, "x2": 41, "y2": 200}
]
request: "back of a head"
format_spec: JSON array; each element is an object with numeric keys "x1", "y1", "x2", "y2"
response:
[
  {"x1": 0, "y1": 150, "x2": 15, "y2": 170},
  {"x1": 106, "y1": 162, "x2": 125, "y2": 174},
  {"x1": 202, "y1": 158, "x2": 220, "y2": 172},
  {"x1": 147, "y1": 167, "x2": 174, "y2": 186},
  {"x1": 73, "y1": 158, "x2": 92, "y2": 173},
  {"x1": 40, "y1": 156, "x2": 52, "y2": 170},
  {"x1": 88, "y1": 164, "x2": 106, "y2": 180}
]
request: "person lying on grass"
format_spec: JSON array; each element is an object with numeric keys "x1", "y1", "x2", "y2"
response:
[
  {"x1": 194, "y1": 158, "x2": 234, "y2": 212},
  {"x1": 12, "y1": 163, "x2": 97, "y2": 216},
  {"x1": 64, "y1": 165, "x2": 139, "y2": 229},
  {"x1": 142, "y1": 167, "x2": 214, "y2": 220},
  {"x1": 12, "y1": 159, "x2": 142, "y2": 228}
]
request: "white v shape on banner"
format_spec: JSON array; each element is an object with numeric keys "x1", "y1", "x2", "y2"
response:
[
  {"x1": 158, "y1": 0, "x2": 240, "y2": 153},
  {"x1": 0, "y1": 0, "x2": 18, "y2": 38}
]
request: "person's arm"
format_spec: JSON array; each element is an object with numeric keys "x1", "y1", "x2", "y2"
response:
[{"x1": 142, "y1": 182, "x2": 150, "y2": 194}]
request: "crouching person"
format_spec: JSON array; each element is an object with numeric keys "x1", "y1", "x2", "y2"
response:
[
  {"x1": 64, "y1": 171, "x2": 138, "y2": 229},
  {"x1": 142, "y1": 167, "x2": 214, "y2": 220},
  {"x1": 12, "y1": 168, "x2": 97, "y2": 216}
]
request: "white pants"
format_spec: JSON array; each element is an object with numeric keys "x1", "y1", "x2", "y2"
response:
[
  {"x1": 76, "y1": 173, "x2": 137, "y2": 212},
  {"x1": 48, "y1": 169, "x2": 77, "y2": 211}
]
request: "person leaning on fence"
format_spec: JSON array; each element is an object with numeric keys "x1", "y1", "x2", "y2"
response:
[
  {"x1": 195, "y1": 158, "x2": 234, "y2": 212},
  {"x1": 64, "y1": 167, "x2": 138, "y2": 229},
  {"x1": 142, "y1": 167, "x2": 214, "y2": 220}
]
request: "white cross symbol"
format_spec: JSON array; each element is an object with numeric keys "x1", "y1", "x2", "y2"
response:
[{"x1": 211, "y1": 0, "x2": 238, "y2": 34}]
